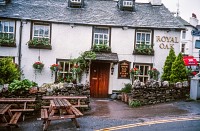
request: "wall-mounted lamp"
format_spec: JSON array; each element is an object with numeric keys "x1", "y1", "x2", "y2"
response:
[
  {"x1": 122, "y1": 26, "x2": 128, "y2": 30},
  {"x1": 70, "y1": 23, "x2": 75, "y2": 28},
  {"x1": 111, "y1": 63, "x2": 114, "y2": 75}
]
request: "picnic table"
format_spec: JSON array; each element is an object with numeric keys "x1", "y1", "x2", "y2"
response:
[
  {"x1": 0, "y1": 98, "x2": 36, "y2": 121},
  {"x1": 41, "y1": 98, "x2": 83, "y2": 131},
  {"x1": 0, "y1": 104, "x2": 21, "y2": 128},
  {"x1": 42, "y1": 95, "x2": 88, "y2": 108}
]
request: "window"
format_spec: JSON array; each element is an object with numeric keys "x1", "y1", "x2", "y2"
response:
[
  {"x1": 182, "y1": 30, "x2": 186, "y2": 39},
  {"x1": 123, "y1": 1, "x2": 133, "y2": 7},
  {"x1": 56, "y1": 60, "x2": 75, "y2": 82},
  {"x1": 71, "y1": 0, "x2": 81, "y2": 3},
  {"x1": 136, "y1": 30, "x2": 151, "y2": 48},
  {"x1": 33, "y1": 23, "x2": 50, "y2": 41},
  {"x1": 93, "y1": 27, "x2": 109, "y2": 45},
  {"x1": 0, "y1": 20, "x2": 15, "y2": 39},
  {"x1": 133, "y1": 63, "x2": 152, "y2": 83},
  {"x1": 181, "y1": 43, "x2": 185, "y2": 53}
]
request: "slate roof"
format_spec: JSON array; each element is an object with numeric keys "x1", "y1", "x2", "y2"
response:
[
  {"x1": 95, "y1": 52, "x2": 118, "y2": 62},
  {"x1": 176, "y1": 16, "x2": 192, "y2": 26},
  {"x1": 0, "y1": 0, "x2": 184, "y2": 29}
]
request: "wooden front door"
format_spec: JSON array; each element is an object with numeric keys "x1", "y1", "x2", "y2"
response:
[{"x1": 90, "y1": 62, "x2": 110, "y2": 98}]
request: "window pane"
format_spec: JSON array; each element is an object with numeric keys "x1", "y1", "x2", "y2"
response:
[
  {"x1": 99, "y1": 34, "x2": 103, "y2": 39},
  {"x1": 146, "y1": 34, "x2": 150, "y2": 42},
  {"x1": 4, "y1": 22, "x2": 9, "y2": 32},
  {"x1": 99, "y1": 40, "x2": 103, "y2": 44},
  {"x1": 137, "y1": 33, "x2": 141, "y2": 41},
  {"x1": 0, "y1": 21, "x2": 2, "y2": 32},
  {"x1": 94, "y1": 39, "x2": 98, "y2": 44},
  {"x1": 104, "y1": 34, "x2": 108, "y2": 40},
  {"x1": 141, "y1": 33, "x2": 145, "y2": 42},
  {"x1": 44, "y1": 28, "x2": 49, "y2": 37},
  {"x1": 9, "y1": 33, "x2": 14, "y2": 39},
  {"x1": 94, "y1": 34, "x2": 98, "y2": 38},
  {"x1": 39, "y1": 28, "x2": 44, "y2": 36}
]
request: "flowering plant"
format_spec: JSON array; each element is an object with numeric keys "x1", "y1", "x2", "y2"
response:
[
  {"x1": 148, "y1": 68, "x2": 160, "y2": 80},
  {"x1": 50, "y1": 64, "x2": 62, "y2": 72},
  {"x1": 33, "y1": 61, "x2": 44, "y2": 70},
  {"x1": 130, "y1": 68, "x2": 140, "y2": 76}
]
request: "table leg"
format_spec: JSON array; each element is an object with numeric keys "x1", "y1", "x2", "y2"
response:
[
  {"x1": 23, "y1": 102, "x2": 27, "y2": 121},
  {"x1": 71, "y1": 118, "x2": 80, "y2": 128}
]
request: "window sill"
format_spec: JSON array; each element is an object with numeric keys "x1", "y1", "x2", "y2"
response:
[
  {"x1": 0, "y1": 43, "x2": 16, "y2": 47},
  {"x1": 28, "y1": 44, "x2": 52, "y2": 50}
]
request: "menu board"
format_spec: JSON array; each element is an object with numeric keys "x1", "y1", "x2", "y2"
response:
[{"x1": 118, "y1": 60, "x2": 130, "y2": 79}]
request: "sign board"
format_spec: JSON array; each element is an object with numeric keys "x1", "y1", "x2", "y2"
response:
[
  {"x1": 191, "y1": 30, "x2": 200, "y2": 36},
  {"x1": 118, "y1": 60, "x2": 130, "y2": 79}
]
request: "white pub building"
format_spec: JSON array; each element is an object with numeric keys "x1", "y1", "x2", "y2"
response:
[{"x1": 0, "y1": 0, "x2": 185, "y2": 97}]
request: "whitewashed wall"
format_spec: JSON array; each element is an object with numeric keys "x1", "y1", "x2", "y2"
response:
[{"x1": 0, "y1": 20, "x2": 181, "y2": 93}]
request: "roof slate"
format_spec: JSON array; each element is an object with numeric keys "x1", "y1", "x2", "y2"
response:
[
  {"x1": 176, "y1": 16, "x2": 192, "y2": 26},
  {"x1": 0, "y1": 0, "x2": 184, "y2": 29}
]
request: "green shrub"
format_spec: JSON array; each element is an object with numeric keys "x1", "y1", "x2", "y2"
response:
[
  {"x1": 8, "y1": 79, "x2": 38, "y2": 93},
  {"x1": 129, "y1": 100, "x2": 141, "y2": 107},
  {"x1": 121, "y1": 83, "x2": 132, "y2": 93},
  {"x1": 0, "y1": 57, "x2": 21, "y2": 84}
]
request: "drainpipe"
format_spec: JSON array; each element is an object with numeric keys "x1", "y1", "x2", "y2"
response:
[{"x1": 18, "y1": 20, "x2": 23, "y2": 70}]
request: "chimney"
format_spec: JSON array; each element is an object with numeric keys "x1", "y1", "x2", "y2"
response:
[
  {"x1": 0, "y1": 0, "x2": 10, "y2": 5},
  {"x1": 190, "y1": 13, "x2": 199, "y2": 27},
  {"x1": 149, "y1": 0, "x2": 162, "y2": 6}
]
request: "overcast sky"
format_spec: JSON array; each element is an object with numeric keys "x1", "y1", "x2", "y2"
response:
[{"x1": 136, "y1": 0, "x2": 200, "y2": 24}]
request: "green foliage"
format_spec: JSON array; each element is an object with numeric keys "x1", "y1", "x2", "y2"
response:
[
  {"x1": 134, "y1": 43, "x2": 154, "y2": 55},
  {"x1": 148, "y1": 68, "x2": 160, "y2": 80},
  {"x1": 0, "y1": 57, "x2": 21, "y2": 84},
  {"x1": 121, "y1": 83, "x2": 132, "y2": 93},
  {"x1": 0, "y1": 33, "x2": 15, "y2": 46},
  {"x1": 129, "y1": 100, "x2": 141, "y2": 107},
  {"x1": 28, "y1": 38, "x2": 50, "y2": 45},
  {"x1": 170, "y1": 53, "x2": 187, "y2": 82},
  {"x1": 8, "y1": 79, "x2": 38, "y2": 93},
  {"x1": 91, "y1": 44, "x2": 111, "y2": 52},
  {"x1": 161, "y1": 48, "x2": 176, "y2": 81}
]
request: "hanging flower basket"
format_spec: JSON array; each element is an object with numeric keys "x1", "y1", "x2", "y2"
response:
[
  {"x1": 148, "y1": 68, "x2": 160, "y2": 80},
  {"x1": 33, "y1": 61, "x2": 44, "y2": 70},
  {"x1": 50, "y1": 64, "x2": 62, "y2": 72}
]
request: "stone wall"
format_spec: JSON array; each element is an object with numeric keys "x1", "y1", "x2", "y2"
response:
[{"x1": 128, "y1": 80, "x2": 190, "y2": 105}]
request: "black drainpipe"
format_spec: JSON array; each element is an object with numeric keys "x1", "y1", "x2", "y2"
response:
[{"x1": 18, "y1": 20, "x2": 23, "y2": 70}]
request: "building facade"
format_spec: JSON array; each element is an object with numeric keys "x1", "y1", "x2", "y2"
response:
[{"x1": 0, "y1": 0, "x2": 184, "y2": 97}]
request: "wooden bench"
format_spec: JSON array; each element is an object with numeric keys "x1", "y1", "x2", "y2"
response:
[
  {"x1": 41, "y1": 109, "x2": 48, "y2": 120},
  {"x1": 42, "y1": 96, "x2": 88, "y2": 108},
  {"x1": 9, "y1": 112, "x2": 21, "y2": 127},
  {"x1": 70, "y1": 106, "x2": 83, "y2": 117}
]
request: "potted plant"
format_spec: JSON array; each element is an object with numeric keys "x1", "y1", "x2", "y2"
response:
[
  {"x1": 121, "y1": 83, "x2": 132, "y2": 103},
  {"x1": 0, "y1": 33, "x2": 16, "y2": 47},
  {"x1": 33, "y1": 61, "x2": 44, "y2": 70},
  {"x1": 91, "y1": 44, "x2": 111, "y2": 53},
  {"x1": 27, "y1": 38, "x2": 52, "y2": 49},
  {"x1": 133, "y1": 43, "x2": 154, "y2": 55},
  {"x1": 50, "y1": 64, "x2": 62, "y2": 72}
]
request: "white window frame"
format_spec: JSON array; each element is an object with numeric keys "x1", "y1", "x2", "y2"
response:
[
  {"x1": 70, "y1": 0, "x2": 81, "y2": 3},
  {"x1": 136, "y1": 30, "x2": 151, "y2": 48},
  {"x1": 32, "y1": 23, "x2": 50, "y2": 41},
  {"x1": 123, "y1": 1, "x2": 133, "y2": 7},
  {"x1": 182, "y1": 30, "x2": 186, "y2": 39},
  {"x1": 57, "y1": 60, "x2": 73, "y2": 79},
  {"x1": 181, "y1": 43, "x2": 185, "y2": 54},
  {"x1": 134, "y1": 64, "x2": 151, "y2": 83},
  {"x1": 0, "y1": 20, "x2": 15, "y2": 39},
  {"x1": 93, "y1": 27, "x2": 109, "y2": 45}
]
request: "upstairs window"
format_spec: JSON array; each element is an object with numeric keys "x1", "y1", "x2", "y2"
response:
[
  {"x1": 123, "y1": 1, "x2": 133, "y2": 7},
  {"x1": 136, "y1": 30, "x2": 151, "y2": 48},
  {"x1": 33, "y1": 23, "x2": 50, "y2": 41},
  {"x1": 181, "y1": 43, "x2": 185, "y2": 53},
  {"x1": 71, "y1": 0, "x2": 81, "y2": 3},
  {"x1": 0, "y1": 20, "x2": 15, "y2": 39},
  {"x1": 93, "y1": 27, "x2": 109, "y2": 45},
  {"x1": 182, "y1": 30, "x2": 186, "y2": 39}
]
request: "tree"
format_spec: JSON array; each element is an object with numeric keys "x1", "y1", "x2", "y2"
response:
[
  {"x1": 161, "y1": 48, "x2": 176, "y2": 81},
  {"x1": 0, "y1": 57, "x2": 21, "y2": 85},
  {"x1": 170, "y1": 53, "x2": 187, "y2": 82}
]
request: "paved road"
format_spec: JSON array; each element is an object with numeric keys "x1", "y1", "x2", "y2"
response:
[{"x1": 0, "y1": 99, "x2": 199, "y2": 131}]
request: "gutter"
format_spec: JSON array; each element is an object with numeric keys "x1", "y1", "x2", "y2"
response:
[{"x1": 18, "y1": 20, "x2": 23, "y2": 70}]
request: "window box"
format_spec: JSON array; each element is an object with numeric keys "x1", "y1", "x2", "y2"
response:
[
  {"x1": 0, "y1": 38, "x2": 16, "y2": 47},
  {"x1": 133, "y1": 44, "x2": 154, "y2": 56},
  {"x1": 28, "y1": 38, "x2": 52, "y2": 50},
  {"x1": 91, "y1": 44, "x2": 111, "y2": 53}
]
